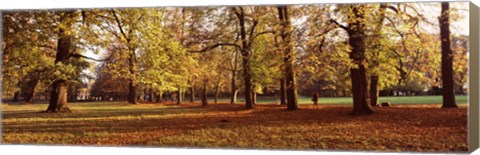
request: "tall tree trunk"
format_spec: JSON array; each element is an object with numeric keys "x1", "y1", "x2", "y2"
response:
[
  {"x1": 127, "y1": 47, "x2": 138, "y2": 104},
  {"x1": 230, "y1": 67, "x2": 237, "y2": 104},
  {"x1": 214, "y1": 83, "x2": 221, "y2": 104},
  {"x1": 439, "y1": 2, "x2": 457, "y2": 108},
  {"x1": 202, "y1": 79, "x2": 208, "y2": 106},
  {"x1": 369, "y1": 4, "x2": 386, "y2": 107},
  {"x1": 177, "y1": 87, "x2": 182, "y2": 105},
  {"x1": 230, "y1": 50, "x2": 238, "y2": 104},
  {"x1": 46, "y1": 11, "x2": 75, "y2": 113},
  {"x1": 278, "y1": 6, "x2": 298, "y2": 110},
  {"x1": 347, "y1": 6, "x2": 373, "y2": 115},
  {"x1": 280, "y1": 78, "x2": 287, "y2": 105},
  {"x1": 234, "y1": 7, "x2": 253, "y2": 109},
  {"x1": 128, "y1": 78, "x2": 137, "y2": 104},
  {"x1": 190, "y1": 82, "x2": 195, "y2": 103}
]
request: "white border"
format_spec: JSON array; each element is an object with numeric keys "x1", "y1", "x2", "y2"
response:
[{"x1": 0, "y1": 0, "x2": 477, "y2": 155}]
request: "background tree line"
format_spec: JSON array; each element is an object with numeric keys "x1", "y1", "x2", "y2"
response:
[{"x1": 1, "y1": 2, "x2": 468, "y2": 114}]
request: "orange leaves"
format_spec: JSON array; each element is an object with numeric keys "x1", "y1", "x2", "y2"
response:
[{"x1": 2, "y1": 102, "x2": 467, "y2": 152}]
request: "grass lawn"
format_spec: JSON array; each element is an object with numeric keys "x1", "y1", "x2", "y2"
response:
[
  {"x1": 210, "y1": 95, "x2": 468, "y2": 105},
  {"x1": 1, "y1": 100, "x2": 467, "y2": 152}
]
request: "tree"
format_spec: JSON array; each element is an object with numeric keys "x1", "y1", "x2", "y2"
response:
[
  {"x1": 277, "y1": 6, "x2": 299, "y2": 110},
  {"x1": 331, "y1": 5, "x2": 373, "y2": 115},
  {"x1": 439, "y1": 2, "x2": 457, "y2": 108},
  {"x1": 46, "y1": 11, "x2": 77, "y2": 112}
]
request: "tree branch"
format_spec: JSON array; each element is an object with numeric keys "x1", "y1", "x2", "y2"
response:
[
  {"x1": 251, "y1": 30, "x2": 276, "y2": 42},
  {"x1": 188, "y1": 43, "x2": 241, "y2": 53},
  {"x1": 110, "y1": 9, "x2": 130, "y2": 43},
  {"x1": 329, "y1": 19, "x2": 350, "y2": 32},
  {"x1": 70, "y1": 53, "x2": 110, "y2": 62}
]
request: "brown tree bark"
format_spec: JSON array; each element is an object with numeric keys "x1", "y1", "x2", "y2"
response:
[
  {"x1": 439, "y1": 2, "x2": 457, "y2": 108},
  {"x1": 127, "y1": 50, "x2": 137, "y2": 104},
  {"x1": 233, "y1": 7, "x2": 254, "y2": 109},
  {"x1": 333, "y1": 6, "x2": 373, "y2": 115},
  {"x1": 46, "y1": 11, "x2": 76, "y2": 113},
  {"x1": 278, "y1": 6, "x2": 298, "y2": 110},
  {"x1": 369, "y1": 4, "x2": 386, "y2": 107},
  {"x1": 349, "y1": 6, "x2": 373, "y2": 115},
  {"x1": 25, "y1": 79, "x2": 39, "y2": 103},
  {"x1": 214, "y1": 83, "x2": 221, "y2": 104},
  {"x1": 190, "y1": 81, "x2": 195, "y2": 103},
  {"x1": 280, "y1": 78, "x2": 287, "y2": 105},
  {"x1": 202, "y1": 78, "x2": 208, "y2": 106}
]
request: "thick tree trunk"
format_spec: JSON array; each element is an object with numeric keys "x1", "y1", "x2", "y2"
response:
[
  {"x1": 278, "y1": 6, "x2": 298, "y2": 110},
  {"x1": 47, "y1": 80, "x2": 70, "y2": 112},
  {"x1": 280, "y1": 78, "x2": 287, "y2": 105},
  {"x1": 235, "y1": 7, "x2": 253, "y2": 109},
  {"x1": 202, "y1": 79, "x2": 208, "y2": 106},
  {"x1": 46, "y1": 11, "x2": 75, "y2": 112},
  {"x1": 128, "y1": 79, "x2": 137, "y2": 104},
  {"x1": 347, "y1": 6, "x2": 373, "y2": 115},
  {"x1": 439, "y1": 2, "x2": 457, "y2": 108}
]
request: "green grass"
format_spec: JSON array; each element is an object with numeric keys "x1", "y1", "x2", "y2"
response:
[{"x1": 208, "y1": 95, "x2": 468, "y2": 105}]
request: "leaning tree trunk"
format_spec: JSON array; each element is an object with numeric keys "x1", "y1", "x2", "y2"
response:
[
  {"x1": 347, "y1": 6, "x2": 373, "y2": 115},
  {"x1": 25, "y1": 79, "x2": 38, "y2": 103},
  {"x1": 439, "y1": 2, "x2": 457, "y2": 108},
  {"x1": 278, "y1": 6, "x2": 298, "y2": 110},
  {"x1": 46, "y1": 11, "x2": 75, "y2": 112}
]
